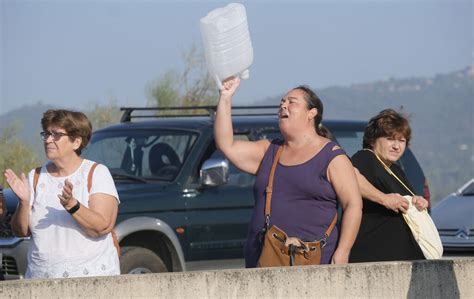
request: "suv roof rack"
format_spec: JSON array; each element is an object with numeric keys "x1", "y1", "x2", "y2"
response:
[{"x1": 120, "y1": 106, "x2": 279, "y2": 123}]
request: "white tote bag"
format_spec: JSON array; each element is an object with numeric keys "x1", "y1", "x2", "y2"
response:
[{"x1": 402, "y1": 196, "x2": 443, "y2": 259}]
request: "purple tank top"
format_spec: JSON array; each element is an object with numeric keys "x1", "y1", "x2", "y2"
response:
[{"x1": 244, "y1": 140, "x2": 346, "y2": 267}]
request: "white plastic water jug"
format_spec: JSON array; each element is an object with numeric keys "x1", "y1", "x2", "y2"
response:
[{"x1": 200, "y1": 3, "x2": 253, "y2": 89}]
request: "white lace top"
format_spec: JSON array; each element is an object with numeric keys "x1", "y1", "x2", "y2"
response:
[{"x1": 25, "y1": 159, "x2": 120, "y2": 279}]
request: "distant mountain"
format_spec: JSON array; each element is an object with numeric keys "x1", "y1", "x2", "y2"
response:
[
  {"x1": 258, "y1": 67, "x2": 474, "y2": 204},
  {"x1": 0, "y1": 102, "x2": 56, "y2": 162}
]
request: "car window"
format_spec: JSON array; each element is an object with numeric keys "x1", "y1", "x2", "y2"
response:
[
  {"x1": 83, "y1": 129, "x2": 198, "y2": 181},
  {"x1": 209, "y1": 135, "x2": 255, "y2": 187},
  {"x1": 331, "y1": 130, "x2": 364, "y2": 158}
]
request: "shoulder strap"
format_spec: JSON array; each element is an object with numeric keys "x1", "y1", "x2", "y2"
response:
[
  {"x1": 87, "y1": 162, "x2": 120, "y2": 257},
  {"x1": 320, "y1": 143, "x2": 340, "y2": 239},
  {"x1": 323, "y1": 214, "x2": 338, "y2": 240},
  {"x1": 87, "y1": 163, "x2": 99, "y2": 193},
  {"x1": 33, "y1": 167, "x2": 42, "y2": 194},
  {"x1": 264, "y1": 145, "x2": 284, "y2": 229},
  {"x1": 363, "y1": 148, "x2": 415, "y2": 196}
]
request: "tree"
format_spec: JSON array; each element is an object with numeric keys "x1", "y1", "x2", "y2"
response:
[
  {"x1": 86, "y1": 99, "x2": 121, "y2": 130},
  {"x1": 0, "y1": 123, "x2": 41, "y2": 187},
  {"x1": 147, "y1": 44, "x2": 219, "y2": 114}
]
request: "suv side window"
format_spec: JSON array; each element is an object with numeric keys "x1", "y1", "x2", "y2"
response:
[
  {"x1": 331, "y1": 130, "x2": 365, "y2": 158},
  {"x1": 209, "y1": 134, "x2": 254, "y2": 187}
]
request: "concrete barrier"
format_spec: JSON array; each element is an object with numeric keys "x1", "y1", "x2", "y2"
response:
[{"x1": 0, "y1": 258, "x2": 472, "y2": 298}]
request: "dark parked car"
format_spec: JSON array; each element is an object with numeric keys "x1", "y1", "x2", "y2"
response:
[
  {"x1": 0, "y1": 106, "x2": 430, "y2": 278},
  {"x1": 432, "y1": 179, "x2": 474, "y2": 252}
]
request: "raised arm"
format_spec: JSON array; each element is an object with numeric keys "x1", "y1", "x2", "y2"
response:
[
  {"x1": 327, "y1": 155, "x2": 362, "y2": 264},
  {"x1": 214, "y1": 77, "x2": 269, "y2": 175}
]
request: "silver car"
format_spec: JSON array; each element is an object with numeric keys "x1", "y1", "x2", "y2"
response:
[{"x1": 432, "y1": 179, "x2": 474, "y2": 252}]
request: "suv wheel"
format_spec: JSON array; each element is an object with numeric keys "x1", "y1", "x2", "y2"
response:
[{"x1": 120, "y1": 246, "x2": 168, "y2": 274}]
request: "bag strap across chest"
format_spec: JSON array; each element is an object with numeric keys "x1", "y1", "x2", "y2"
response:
[
  {"x1": 363, "y1": 148, "x2": 415, "y2": 196},
  {"x1": 264, "y1": 144, "x2": 337, "y2": 239}
]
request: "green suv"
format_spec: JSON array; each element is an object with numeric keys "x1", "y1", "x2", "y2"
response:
[{"x1": 0, "y1": 106, "x2": 430, "y2": 278}]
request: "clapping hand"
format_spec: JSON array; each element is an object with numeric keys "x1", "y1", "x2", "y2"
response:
[
  {"x1": 4, "y1": 169, "x2": 30, "y2": 203},
  {"x1": 58, "y1": 179, "x2": 77, "y2": 210}
]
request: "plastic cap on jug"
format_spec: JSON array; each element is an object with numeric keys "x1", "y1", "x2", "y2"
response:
[{"x1": 240, "y1": 69, "x2": 249, "y2": 80}]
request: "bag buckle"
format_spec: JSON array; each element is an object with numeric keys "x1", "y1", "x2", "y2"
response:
[
  {"x1": 264, "y1": 215, "x2": 270, "y2": 230},
  {"x1": 320, "y1": 238, "x2": 327, "y2": 248}
]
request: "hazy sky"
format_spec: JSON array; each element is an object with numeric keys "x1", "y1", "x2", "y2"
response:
[{"x1": 1, "y1": 0, "x2": 472, "y2": 115}]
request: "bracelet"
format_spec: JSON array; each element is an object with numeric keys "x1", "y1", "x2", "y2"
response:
[{"x1": 67, "y1": 201, "x2": 81, "y2": 215}]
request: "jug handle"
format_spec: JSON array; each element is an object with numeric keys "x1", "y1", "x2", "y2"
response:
[
  {"x1": 215, "y1": 74, "x2": 223, "y2": 90},
  {"x1": 240, "y1": 69, "x2": 249, "y2": 80}
]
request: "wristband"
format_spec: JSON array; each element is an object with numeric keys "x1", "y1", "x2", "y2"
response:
[{"x1": 67, "y1": 201, "x2": 81, "y2": 215}]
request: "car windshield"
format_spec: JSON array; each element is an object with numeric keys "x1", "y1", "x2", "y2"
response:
[{"x1": 83, "y1": 129, "x2": 198, "y2": 181}]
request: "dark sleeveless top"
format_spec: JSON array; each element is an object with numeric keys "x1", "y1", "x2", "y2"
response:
[{"x1": 244, "y1": 140, "x2": 346, "y2": 267}]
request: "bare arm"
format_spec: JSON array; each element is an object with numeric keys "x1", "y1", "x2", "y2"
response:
[
  {"x1": 214, "y1": 77, "x2": 269, "y2": 175},
  {"x1": 327, "y1": 155, "x2": 362, "y2": 264},
  {"x1": 60, "y1": 179, "x2": 118, "y2": 238},
  {"x1": 354, "y1": 167, "x2": 409, "y2": 213},
  {"x1": 4, "y1": 169, "x2": 31, "y2": 237}
]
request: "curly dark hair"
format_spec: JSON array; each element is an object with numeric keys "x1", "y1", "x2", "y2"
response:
[
  {"x1": 363, "y1": 109, "x2": 411, "y2": 149},
  {"x1": 41, "y1": 109, "x2": 92, "y2": 155}
]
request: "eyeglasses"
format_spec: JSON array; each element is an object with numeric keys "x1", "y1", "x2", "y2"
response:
[{"x1": 40, "y1": 131, "x2": 70, "y2": 141}]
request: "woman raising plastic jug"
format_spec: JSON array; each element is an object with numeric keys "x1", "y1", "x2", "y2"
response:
[{"x1": 214, "y1": 77, "x2": 363, "y2": 267}]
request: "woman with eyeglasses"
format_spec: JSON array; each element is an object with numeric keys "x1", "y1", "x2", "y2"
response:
[{"x1": 4, "y1": 109, "x2": 120, "y2": 279}]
